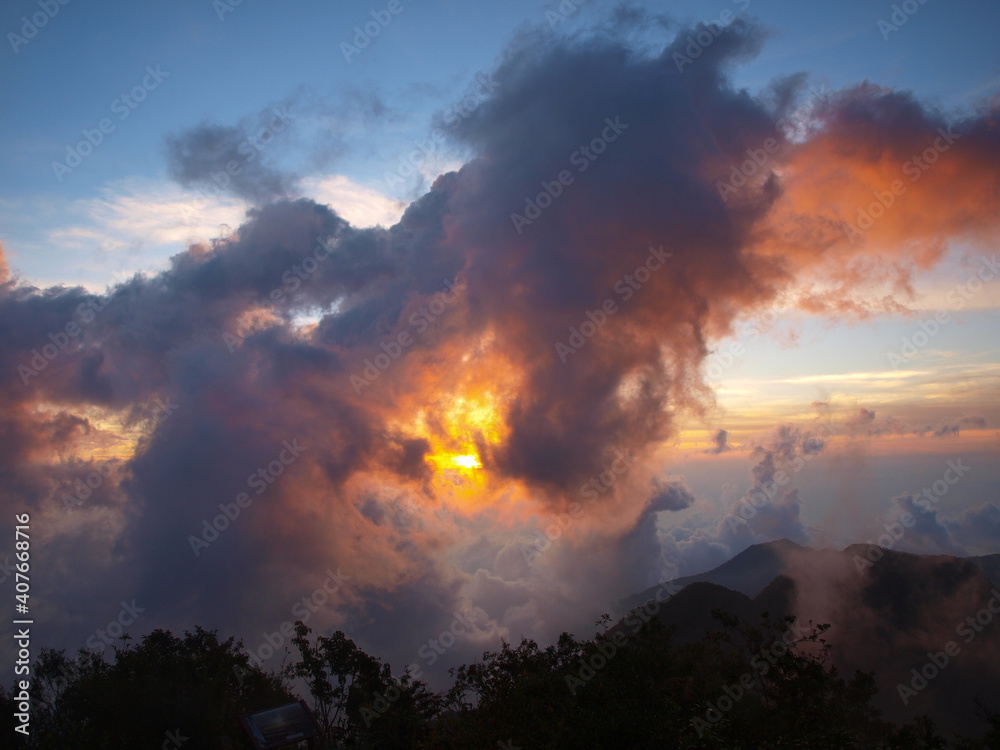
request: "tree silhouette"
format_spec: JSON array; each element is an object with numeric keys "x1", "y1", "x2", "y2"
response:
[
  {"x1": 3, "y1": 627, "x2": 293, "y2": 749},
  {"x1": 4, "y1": 611, "x2": 999, "y2": 748}
]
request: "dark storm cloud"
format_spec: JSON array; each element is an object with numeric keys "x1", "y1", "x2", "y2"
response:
[{"x1": 436, "y1": 18, "x2": 780, "y2": 492}]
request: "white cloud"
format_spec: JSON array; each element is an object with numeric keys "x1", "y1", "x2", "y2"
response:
[
  {"x1": 3, "y1": 174, "x2": 407, "y2": 290},
  {"x1": 1, "y1": 179, "x2": 249, "y2": 289},
  {"x1": 64, "y1": 180, "x2": 247, "y2": 253},
  {"x1": 303, "y1": 174, "x2": 406, "y2": 228}
]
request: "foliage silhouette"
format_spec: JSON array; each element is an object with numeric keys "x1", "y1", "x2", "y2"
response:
[{"x1": 4, "y1": 611, "x2": 999, "y2": 748}]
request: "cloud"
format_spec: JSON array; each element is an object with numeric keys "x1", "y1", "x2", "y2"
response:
[
  {"x1": 658, "y1": 423, "x2": 832, "y2": 580},
  {"x1": 303, "y1": 175, "x2": 406, "y2": 228},
  {"x1": 707, "y1": 427, "x2": 730, "y2": 454},
  {"x1": 5, "y1": 175, "x2": 400, "y2": 291},
  {"x1": 616, "y1": 477, "x2": 696, "y2": 589},
  {"x1": 164, "y1": 106, "x2": 299, "y2": 204},
  {"x1": 947, "y1": 502, "x2": 1000, "y2": 555},
  {"x1": 65, "y1": 181, "x2": 249, "y2": 261},
  {"x1": 921, "y1": 414, "x2": 988, "y2": 438},
  {"x1": 885, "y1": 492, "x2": 967, "y2": 556},
  {"x1": 1, "y1": 11, "x2": 999, "y2": 683}
]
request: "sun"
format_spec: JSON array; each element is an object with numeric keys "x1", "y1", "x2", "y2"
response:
[
  {"x1": 400, "y1": 389, "x2": 506, "y2": 484},
  {"x1": 386, "y1": 334, "x2": 520, "y2": 491},
  {"x1": 450, "y1": 454, "x2": 482, "y2": 469}
]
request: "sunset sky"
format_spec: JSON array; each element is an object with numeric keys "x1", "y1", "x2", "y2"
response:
[{"x1": 1, "y1": 0, "x2": 998, "y2": 685}]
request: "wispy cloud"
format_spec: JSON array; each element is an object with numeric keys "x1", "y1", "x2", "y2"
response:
[{"x1": 780, "y1": 370, "x2": 932, "y2": 384}]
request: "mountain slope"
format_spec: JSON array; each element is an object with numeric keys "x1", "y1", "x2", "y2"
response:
[
  {"x1": 617, "y1": 542, "x2": 1000, "y2": 736},
  {"x1": 619, "y1": 538, "x2": 805, "y2": 611}
]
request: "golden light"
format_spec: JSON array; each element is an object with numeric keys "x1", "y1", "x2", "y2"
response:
[
  {"x1": 383, "y1": 331, "x2": 524, "y2": 503},
  {"x1": 33, "y1": 403, "x2": 143, "y2": 461},
  {"x1": 394, "y1": 388, "x2": 508, "y2": 494},
  {"x1": 450, "y1": 454, "x2": 482, "y2": 469}
]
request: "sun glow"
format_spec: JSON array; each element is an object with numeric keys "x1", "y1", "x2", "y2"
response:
[
  {"x1": 403, "y1": 386, "x2": 509, "y2": 489},
  {"x1": 383, "y1": 331, "x2": 522, "y2": 498},
  {"x1": 438, "y1": 391, "x2": 505, "y2": 466},
  {"x1": 450, "y1": 454, "x2": 482, "y2": 469}
]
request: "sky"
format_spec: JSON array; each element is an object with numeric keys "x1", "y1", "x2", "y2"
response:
[{"x1": 1, "y1": 0, "x2": 999, "y2": 687}]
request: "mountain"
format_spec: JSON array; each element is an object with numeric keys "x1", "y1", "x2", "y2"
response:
[
  {"x1": 618, "y1": 541, "x2": 1000, "y2": 736},
  {"x1": 619, "y1": 537, "x2": 805, "y2": 612},
  {"x1": 969, "y1": 553, "x2": 1000, "y2": 589},
  {"x1": 613, "y1": 573, "x2": 796, "y2": 646},
  {"x1": 621, "y1": 540, "x2": 1000, "y2": 613}
]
